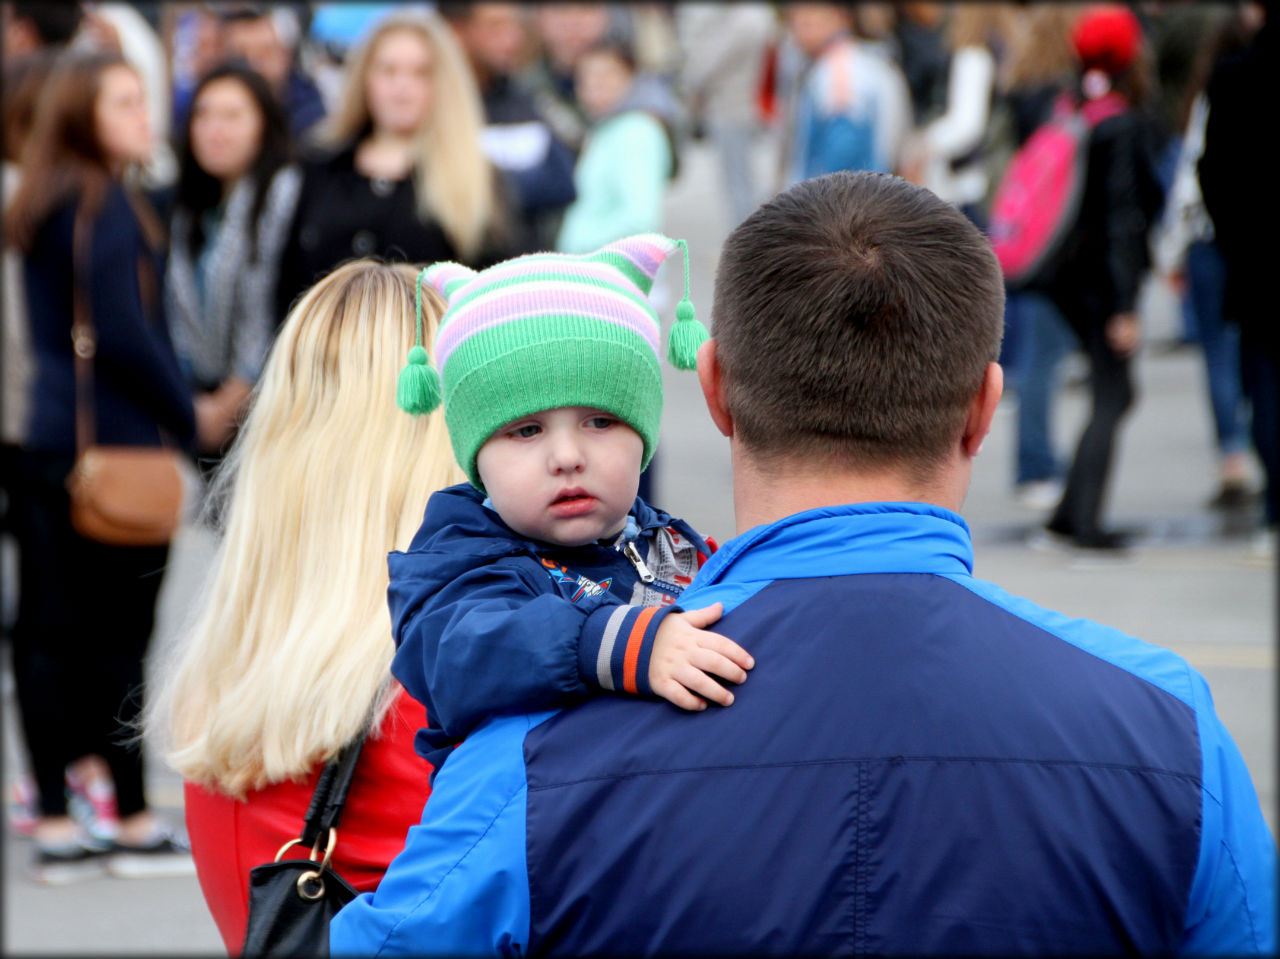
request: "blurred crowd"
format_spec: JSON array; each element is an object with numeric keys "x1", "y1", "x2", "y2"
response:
[{"x1": 0, "y1": 0, "x2": 1274, "y2": 882}]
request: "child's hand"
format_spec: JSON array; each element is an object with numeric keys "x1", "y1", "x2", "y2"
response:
[{"x1": 650, "y1": 603, "x2": 754, "y2": 710}]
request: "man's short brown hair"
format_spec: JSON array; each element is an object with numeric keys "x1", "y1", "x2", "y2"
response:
[{"x1": 711, "y1": 171, "x2": 1004, "y2": 476}]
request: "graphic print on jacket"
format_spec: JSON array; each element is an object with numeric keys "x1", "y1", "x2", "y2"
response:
[{"x1": 521, "y1": 573, "x2": 1203, "y2": 956}]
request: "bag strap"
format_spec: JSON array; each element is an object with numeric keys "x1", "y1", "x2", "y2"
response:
[
  {"x1": 71, "y1": 204, "x2": 98, "y2": 458},
  {"x1": 69, "y1": 195, "x2": 173, "y2": 456},
  {"x1": 298, "y1": 734, "x2": 367, "y2": 851},
  {"x1": 1080, "y1": 91, "x2": 1127, "y2": 128}
]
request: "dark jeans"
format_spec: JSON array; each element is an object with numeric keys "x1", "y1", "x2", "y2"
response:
[
  {"x1": 1008, "y1": 291, "x2": 1076, "y2": 484},
  {"x1": 9, "y1": 449, "x2": 168, "y2": 818},
  {"x1": 1050, "y1": 317, "x2": 1136, "y2": 538},
  {"x1": 1240, "y1": 341, "x2": 1279, "y2": 527},
  {"x1": 1187, "y1": 241, "x2": 1249, "y2": 456}
]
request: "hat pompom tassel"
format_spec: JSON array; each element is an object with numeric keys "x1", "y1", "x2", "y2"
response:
[
  {"x1": 666, "y1": 238, "x2": 708, "y2": 370},
  {"x1": 667, "y1": 298, "x2": 708, "y2": 371},
  {"x1": 396, "y1": 345, "x2": 442, "y2": 415}
]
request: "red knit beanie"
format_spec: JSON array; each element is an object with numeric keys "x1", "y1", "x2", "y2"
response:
[{"x1": 1071, "y1": 5, "x2": 1143, "y2": 77}]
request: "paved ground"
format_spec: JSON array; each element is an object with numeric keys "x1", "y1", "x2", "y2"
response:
[{"x1": 2, "y1": 138, "x2": 1275, "y2": 956}]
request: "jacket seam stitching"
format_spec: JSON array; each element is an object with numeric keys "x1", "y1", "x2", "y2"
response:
[
  {"x1": 853, "y1": 760, "x2": 867, "y2": 955},
  {"x1": 527, "y1": 755, "x2": 1201, "y2": 792},
  {"x1": 1216, "y1": 838, "x2": 1263, "y2": 949}
]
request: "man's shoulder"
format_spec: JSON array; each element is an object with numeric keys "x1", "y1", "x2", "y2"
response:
[{"x1": 949, "y1": 573, "x2": 1202, "y2": 710}]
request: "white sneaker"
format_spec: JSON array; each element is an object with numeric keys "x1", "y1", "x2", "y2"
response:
[
  {"x1": 30, "y1": 832, "x2": 112, "y2": 885},
  {"x1": 1242, "y1": 527, "x2": 1276, "y2": 566},
  {"x1": 1014, "y1": 479, "x2": 1063, "y2": 511}
]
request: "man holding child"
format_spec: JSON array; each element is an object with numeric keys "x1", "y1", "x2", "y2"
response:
[{"x1": 332, "y1": 171, "x2": 1275, "y2": 956}]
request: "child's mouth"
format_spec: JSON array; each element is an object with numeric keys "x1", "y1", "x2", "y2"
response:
[{"x1": 550, "y1": 490, "x2": 595, "y2": 516}]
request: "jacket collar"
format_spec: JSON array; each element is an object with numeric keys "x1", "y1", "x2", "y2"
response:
[{"x1": 692, "y1": 502, "x2": 974, "y2": 590}]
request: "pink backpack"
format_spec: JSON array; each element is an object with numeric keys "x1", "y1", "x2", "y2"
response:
[{"x1": 988, "y1": 91, "x2": 1127, "y2": 288}]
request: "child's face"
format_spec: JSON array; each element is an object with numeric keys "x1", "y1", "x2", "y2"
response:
[
  {"x1": 476, "y1": 406, "x2": 644, "y2": 548},
  {"x1": 575, "y1": 49, "x2": 633, "y2": 120}
]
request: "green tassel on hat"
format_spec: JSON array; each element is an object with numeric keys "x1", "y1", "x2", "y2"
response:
[
  {"x1": 666, "y1": 238, "x2": 708, "y2": 371},
  {"x1": 396, "y1": 269, "x2": 443, "y2": 415}
]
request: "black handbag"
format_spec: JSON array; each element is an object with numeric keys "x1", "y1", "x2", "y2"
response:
[{"x1": 241, "y1": 736, "x2": 366, "y2": 958}]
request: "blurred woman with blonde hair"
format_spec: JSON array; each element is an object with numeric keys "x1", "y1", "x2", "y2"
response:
[
  {"x1": 145, "y1": 258, "x2": 464, "y2": 953},
  {"x1": 274, "y1": 8, "x2": 516, "y2": 322}
]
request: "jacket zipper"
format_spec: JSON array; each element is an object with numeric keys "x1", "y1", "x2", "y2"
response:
[{"x1": 619, "y1": 540, "x2": 656, "y2": 583}]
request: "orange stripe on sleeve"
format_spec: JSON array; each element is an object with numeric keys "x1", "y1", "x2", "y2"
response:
[{"x1": 622, "y1": 607, "x2": 659, "y2": 694}]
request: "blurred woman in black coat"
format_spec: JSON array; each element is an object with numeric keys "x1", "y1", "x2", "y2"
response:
[{"x1": 1042, "y1": 5, "x2": 1165, "y2": 550}]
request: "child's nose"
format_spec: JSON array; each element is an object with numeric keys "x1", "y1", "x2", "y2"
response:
[{"x1": 547, "y1": 433, "x2": 586, "y2": 474}]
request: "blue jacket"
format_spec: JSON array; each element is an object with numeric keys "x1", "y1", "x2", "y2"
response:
[
  {"x1": 388, "y1": 484, "x2": 712, "y2": 770},
  {"x1": 337, "y1": 502, "x2": 1277, "y2": 956}
]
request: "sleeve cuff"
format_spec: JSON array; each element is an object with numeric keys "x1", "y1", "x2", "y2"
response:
[{"x1": 579, "y1": 604, "x2": 680, "y2": 697}]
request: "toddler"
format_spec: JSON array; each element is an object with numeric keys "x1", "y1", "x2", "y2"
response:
[{"x1": 390, "y1": 233, "x2": 753, "y2": 770}]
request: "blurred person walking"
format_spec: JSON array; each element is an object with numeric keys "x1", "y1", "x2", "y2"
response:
[
  {"x1": 553, "y1": 35, "x2": 679, "y2": 504},
  {"x1": 166, "y1": 4, "x2": 228, "y2": 136},
  {"x1": 1198, "y1": 1, "x2": 1277, "y2": 559},
  {"x1": 3, "y1": 44, "x2": 125, "y2": 844},
  {"x1": 275, "y1": 7, "x2": 514, "y2": 321},
  {"x1": 440, "y1": 2, "x2": 577, "y2": 252},
  {"x1": 145, "y1": 259, "x2": 463, "y2": 954},
  {"x1": 217, "y1": 3, "x2": 326, "y2": 139},
  {"x1": 166, "y1": 62, "x2": 301, "y2": 487},
  {"x1": 902, "y1": 3, "x2": 1021, "y2": 229},
  {"x1": 1036, "y1": 5, "x2": 1165, "y2": 552},
  {"x1": 77, "y1": 3, "x2": 178, "y2": 188},
  {"x1": 778, "y1": 3, "x2": 912, "y2": 189},
  {"x1": 1152, "y1": 11, "x2": 1256, "y2": 518},
  {"x1": 892, "y1": 2, "x2": 950, "y2": 128},
  {"x1": 999, "y1": 3, "x2": 1087, "y2": 510},
  {"x1": 3, "y1": 50, "x2": 196, "y2": 883},
  {"x1": 555, "y1": 38, "x2": 676, "y2": 255},
  {"x1": 517, "y1": 3, "x2": 625, "y2": 155},
  {"x1": 675, "y1": 2, "x2": 777, "y2": 228},
  {"x1": 2, "y1": 50, "x2": 56, "y2": 570}
]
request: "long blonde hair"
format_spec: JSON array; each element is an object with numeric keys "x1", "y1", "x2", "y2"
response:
[
  {"x1": 147, "y1": 259, "x2": 464, "y2": 798},
  {"x1": 314, "y1": 9, "x2": 497, "y2": 262}
]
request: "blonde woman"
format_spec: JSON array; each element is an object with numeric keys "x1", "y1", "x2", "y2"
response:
[
  {"x1": 273, "y1": 8, "x2": 515, "y2": 322},
  {"x1": 145, "y1": 259, "x2": 464, "y2": 954}
]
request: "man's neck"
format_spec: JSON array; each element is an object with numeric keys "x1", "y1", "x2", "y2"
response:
[{"x1": 729, "y1": 445, "x2": 971, "y2": 536}]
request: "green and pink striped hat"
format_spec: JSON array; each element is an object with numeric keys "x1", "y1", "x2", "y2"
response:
[{"x1": 397, "y1": 233, "x2": 708, "y2": 490}]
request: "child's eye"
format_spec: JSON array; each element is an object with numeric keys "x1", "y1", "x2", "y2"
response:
[
  {"x1": 586, "y1": 416, "x2": 617, "y2": 430},
  {"x1": 510, "y1": 423, "x2": 541, "y2": 439}
]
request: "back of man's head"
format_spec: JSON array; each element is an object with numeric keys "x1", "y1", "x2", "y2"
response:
[{"x1": 712, "y1": 171, "x2": 1004, "y2": 478}]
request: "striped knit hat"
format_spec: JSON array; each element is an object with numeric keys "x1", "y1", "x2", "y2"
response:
[{"x1": 397, "y1": 233, "x2": 708, "y2": 489}]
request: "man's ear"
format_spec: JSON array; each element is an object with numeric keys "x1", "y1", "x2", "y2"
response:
[
  {"x1": 696, "y1": 338, "x2": 733, "y2": 438},
  {"x1": 961, "y1": 361, "x2": 1003, "y2": 458}
]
